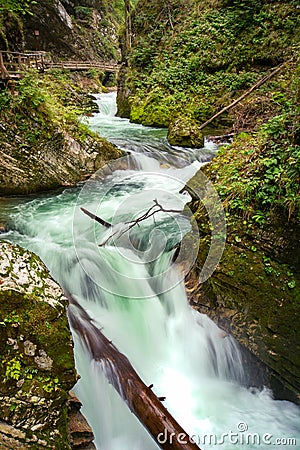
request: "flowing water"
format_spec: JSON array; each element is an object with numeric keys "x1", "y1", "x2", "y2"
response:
[{"x1": 1, "y1": 92, "x2": 300, "y2": 449}]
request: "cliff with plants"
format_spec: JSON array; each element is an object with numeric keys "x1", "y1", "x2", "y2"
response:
[
  {"x1": 0, "y1": 70, "x2": 123, "y2": 195},
  {"x1": 186, "y1": 77, "x2": 300, "y2": 399},
  {"x1": 0, "y1": 0, "x2": 126, "y2": 196},
  {"x1": 118, "y1": 0, "x2": 300, "y2": 400},
  {"x1": 0, "y1": 242, "x2": 76, "y2": 448},
  {"x1": 0, "y1": 0, "x2": 124, "y2": 61},
  {"x1": 117, "y1": 0, "x2": 299, "y2": 139}
]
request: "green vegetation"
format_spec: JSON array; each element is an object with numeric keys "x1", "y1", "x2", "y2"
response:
[
  {"x1": 0, "y1": 70, "x2": 98, "y2": 146},
  {"x1": 0, "y1": 9, "x2": 24, "y2": 51},
  {"x1": 207, "y1": 107, "x2": 300, "y2": 223},
  {"x1": 121, "y1": 0, "x2": 300, "y2": 223},
  {"x1": 0, "y1": 69, "x2": 123, "y2": 194},
  {"x1": 119, "y1": 0, "x2": 299, "y2": 128},
  {"x1": 187, "y1": 161, "x2": 300, "y2": 394},
  {"x1": 0, "y1": 0, "x2": 34, "y2": 14},
  {"x1": 0, "y1": 0, "x2": 126, "y2": 61}
]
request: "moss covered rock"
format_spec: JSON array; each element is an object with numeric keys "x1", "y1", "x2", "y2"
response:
[
  {"x1": 0, "y1": 129, "x2": 122, "y2": 195},
  {"x1": 167, "y1": 117, "x2": 204, "y2": 148},
  {"x1": 0, "y1": 71, "x2": 123, "y2": 196},
  {"x1": 186, "y1": 164, "x2": 300, "y2": 401},
  {"x1": 0, "y1": 0, "x2": 123, "y2": 62},
  {"x1": 116, "y1": 65, "x2": 132, "y2": 118},
  {"x1": 0, "y1": 242, "x2": 76, "y2": 448}
]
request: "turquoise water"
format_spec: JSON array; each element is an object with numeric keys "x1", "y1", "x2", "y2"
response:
[{"x1": 1, "y1": 93, "x2": 299, "y2": 449}]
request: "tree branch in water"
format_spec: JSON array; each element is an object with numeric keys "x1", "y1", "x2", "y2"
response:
[
  {"x1": 81, "y1": 207, "x2": 112, "y2": 228},
  {"x1": 81, "y1": 200, "x2": 183, "y2": 247}
]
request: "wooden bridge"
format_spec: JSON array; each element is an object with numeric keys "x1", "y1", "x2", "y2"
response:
[
  {"x1": 48, "y1": 60, "x2": 119, "y2": 72},
  {"x1": 0, "y1": 51, "x2": 119, "y2": 80}
]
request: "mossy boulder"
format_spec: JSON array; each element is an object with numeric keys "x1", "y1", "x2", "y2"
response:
[
  {"x1": 0, "y1": 242, "x2": 76, "y2": 448},
  {"x1": 167, "y1": 117, "x2": 204, "y2": 148}
]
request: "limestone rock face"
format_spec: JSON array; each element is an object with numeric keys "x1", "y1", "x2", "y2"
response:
[
  {"x1": 116, "y1": 65, "x2": 132, "y2": 118},
  {"x1": 167, "y1": 117, "x2": 204, "y2": 148},
  {"x1": 68, "y1": 391, "x2": 96, "y2": 450},
  {"x1": 21, "y1": 0, "x2": 120, "y2": 61},
  {"x1": 0, "y1": 131, "x2": 122, "y2": 195},
  {"x1": 0, "y1": 242, "x2": 76, "y2": 448}
]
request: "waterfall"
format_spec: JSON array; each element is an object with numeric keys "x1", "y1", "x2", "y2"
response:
[{"x1": 2, "y1": 93, "x2": 299, "y2": 450}]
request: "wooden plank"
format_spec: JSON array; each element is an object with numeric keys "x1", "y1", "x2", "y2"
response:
[
  {"x1": 1, "y1": 51, "x2": 119, "y2": 76},
  {"x1": 0, "y1": 52, "x2": 10, "y2": 79}
]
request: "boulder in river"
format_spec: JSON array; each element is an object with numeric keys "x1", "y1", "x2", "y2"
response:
[
  {"x1": 0, "y1": 129, "x2": 123, "y2": 196},
  {"x1": 167, "y1": 117, "x2": 204, "y2": 148}
]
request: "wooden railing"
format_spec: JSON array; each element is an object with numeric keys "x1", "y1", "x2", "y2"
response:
[
  {"x1": 0, "y1": 51, "x2": 49, "y2": 78},
  {"x1": 0, "y1": 51, "x2": 119, "y2": 80},
  {"x1": 47, "y1": 60, "x2": 119, "y2": 72}
]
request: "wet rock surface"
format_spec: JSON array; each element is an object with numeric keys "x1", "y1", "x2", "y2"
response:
[
  {"x1": 185, "y1": 170, "x2": 300, "y2": 403},
  {"x1": 0, "y1": 241, "x2": 78, "y2": 448},
  {"x1": 68, "y1": 391, "x2": 96, "y2": 450},
  {"x1": 0, "y1": 130, "x2": 122, "y2": 195},
  {"x1": 167, "y1": 117, "x2": 204, "y2": 148}
]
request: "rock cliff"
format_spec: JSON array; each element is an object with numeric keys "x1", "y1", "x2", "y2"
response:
[
  {"x1": 0, "y1": 71, "x2": 123, "y2": 195},
  {"x1": 0, "y1": 242, "x2": 77, "y2": 448},
  {"x1": 0, "y1": 0, "x2": 123, "y2": 61}
]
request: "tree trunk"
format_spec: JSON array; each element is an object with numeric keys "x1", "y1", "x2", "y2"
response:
[
  {"x1": 198, "y1": 59, "x2": 291, "y2": 131},
  {"x1": 67, "y1": 293, "x2": 201, "y2": 450},
  {"x1": 124, "y1": 0, "x2": 132, "y2": 53}
]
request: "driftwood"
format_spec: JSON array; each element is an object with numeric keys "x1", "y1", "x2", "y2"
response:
[
  {"x1": 81, "y1": 207, "x2": 112, "y2": 228},
  {"x1": 67, "y1": 293, "x2": 201, "y2": 450},
  {"x1": 199, "y1": 60, "x2": 290, "y2": 130}
]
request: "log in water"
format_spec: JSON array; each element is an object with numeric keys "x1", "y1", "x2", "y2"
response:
[{"x1": 67, "y1": 293, "x2": 200, "y2": 450}]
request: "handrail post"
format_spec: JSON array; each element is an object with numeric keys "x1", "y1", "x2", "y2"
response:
[
  {"x1": 17, "y1": 53, "x2": 22, "y2": 70},
  {"x1": 0, "y1": 51, "x2": 9, "y2": 79}
]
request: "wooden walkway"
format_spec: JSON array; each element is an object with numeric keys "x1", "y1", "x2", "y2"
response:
[
  {"x1": 48, "y1": 60, "x2": 119, "y2": 72},
  {"x1": 0, "y1": 51, "x2": 119, "y2": 80}
]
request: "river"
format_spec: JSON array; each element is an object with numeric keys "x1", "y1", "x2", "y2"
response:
[{"x1": 1, "y1": 92, "x2": 299, "y2": 449}]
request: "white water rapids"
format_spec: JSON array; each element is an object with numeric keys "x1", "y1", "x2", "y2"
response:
[{"x1": 2, "y1": 93, "x2": 300, "y2": 449}]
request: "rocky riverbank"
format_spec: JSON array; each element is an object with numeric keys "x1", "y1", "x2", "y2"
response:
[
  {"x1": 0, "y1": 71, "x2": 123, "y2": 195},
  {"x1": 0, "y1": 242, "x2": 90, "y2": 448},
  {"x1": 184, "y1": 132, "x2": 300, "y2": 402}
]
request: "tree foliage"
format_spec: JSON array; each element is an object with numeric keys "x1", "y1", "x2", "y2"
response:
[{"x1": 0, "y1": 0, "x2": 35, "y2": 14}]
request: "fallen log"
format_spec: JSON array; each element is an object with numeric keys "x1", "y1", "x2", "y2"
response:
[
  {"x1": 66, "y1": 292, "x2": 201, "y2": 450},
  {"x1": 199, "y1": 59, "x2": 291, "y2": 131}
]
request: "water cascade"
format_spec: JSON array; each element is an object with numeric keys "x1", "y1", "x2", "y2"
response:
[{"x1": 2, "y1": 93, "x2": 299, "y2": 449}]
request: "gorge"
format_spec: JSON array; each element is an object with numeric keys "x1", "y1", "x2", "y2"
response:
[{"x1": 0, "y1": 0, "x2": 299, "y2": 448}]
